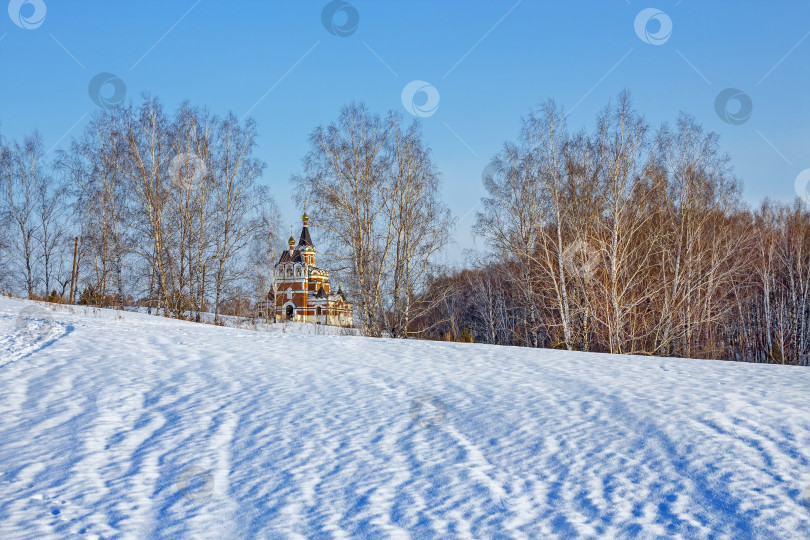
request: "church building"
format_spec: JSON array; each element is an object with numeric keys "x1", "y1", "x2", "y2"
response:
[{"x1": 264, "y1": 211, "x2": 353, "y2": 326}]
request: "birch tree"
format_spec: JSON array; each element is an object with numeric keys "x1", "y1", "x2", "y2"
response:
[
  {"x1": 386, "y1": 115, "x2": 453, "y2": 337},
  {"x1": 124, "y1": 97, "x2": 174, "y2": 315},
  {"x1": 210, "y1": 113, "x2": 265, "y2": 324},
  {"x1": 2, "y1": 133, "x2": 47, "y2": 298},
  {"x1": 293, "y1": 104, "x2": 393, "y2": 335},
  {"x1": 293, "y1": 104, "x2": 451, "y2": 336}
]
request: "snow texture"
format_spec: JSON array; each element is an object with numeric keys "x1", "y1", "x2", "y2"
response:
[{"x1": 1, "y1": 296, "x2": 810, "y2": 539}]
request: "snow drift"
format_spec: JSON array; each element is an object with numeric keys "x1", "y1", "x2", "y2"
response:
[{"x1": 1, "y1": 296, "x2": 809, "y2": 538}]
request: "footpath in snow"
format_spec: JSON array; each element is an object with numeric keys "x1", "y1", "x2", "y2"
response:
[{"x1": 1, "y1": 296, "x2": 810, "y2": 538}]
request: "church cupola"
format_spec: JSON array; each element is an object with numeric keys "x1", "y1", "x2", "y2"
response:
[{"x1": 297, "y1": 208, "x2": 316, "y2": 266}]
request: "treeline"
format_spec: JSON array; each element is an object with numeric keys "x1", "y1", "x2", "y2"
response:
[
  {"x1": 411, "y1": 93, "x2": 810, "y2": 366},
  {"x1": 4, "y1": 92, "x2": 808, "y2": 365},
  {"x1": 293, "y1": 103, "x2": 453, "y2": 337},
  {"x1": 0, "y1": 99, "x2": 451, "y2": 333},
  {"x1": 0, "y1": 97, "x2": 279, "y2": 322}
]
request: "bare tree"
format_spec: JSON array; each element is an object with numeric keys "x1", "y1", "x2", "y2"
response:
[
  {"x1": 293, "y1": 104, "x2": 393, "y2": 335},
  {"x1": 652, "y1": 115, "x2": 748, "y2": 357},
  {"x1": 210, "y1": 113, "x2": 265, "y2": 324},
  {"x1": 588, "y1": 93, "x2": 660, "y2": 354},
  {"x1": 248, "y1": 198, "x2": 281, "y2": 323},
  {"x1": 2, "y1": 132, "x2": 48, "y2": 298},
  {"x1": 59, "y1": 109, "x2": 129, "y2": 307},
  {"x1": 293, "y1": 104, "x2": 452, "y2": 336},
  {"x1": 471, "y1": 93, "x2": 761, "y2": 360},
  {"x1": 385, "y1": 115, "x2": 453, "y2": 337},
  {"x1": 0, "y1": 132, "x2": 11, "y2": 290},
  {"x1": 124, "y1": 97, "x2": 175, "y2": 315},
  {"x1": 476, "y1": 101, "x2": 573, "y2": 348},
  {"x1": 169, "y1": 103, "x2": 217, "y2": 320},
  {"x1": 35, "y1": 163, "x2": 72, "y2": 297}
]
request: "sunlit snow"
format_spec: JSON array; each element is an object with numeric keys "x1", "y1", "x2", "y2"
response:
[{"x1": 1, "y1": 297, "x2": 810, "y2": 538}]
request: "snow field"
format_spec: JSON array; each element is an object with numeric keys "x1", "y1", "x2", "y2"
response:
[{"x1": 1, "y1": 297, "x2": 810, "y2": 538}]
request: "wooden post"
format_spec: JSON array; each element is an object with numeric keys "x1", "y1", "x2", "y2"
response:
[
  {"x1": 69, "y1": 236, "x2": 79, "y2": 304},
  {"x1": 270, "y1": 222, "x2": 277, "y2": 323},
  {"x1": 201, "y1": 264, "x2": 206, "y2": 315}
]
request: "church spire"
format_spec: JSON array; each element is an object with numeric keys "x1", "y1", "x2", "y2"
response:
[{"x1": 298, "y1": 208, "x2": 314, "y2": 249}]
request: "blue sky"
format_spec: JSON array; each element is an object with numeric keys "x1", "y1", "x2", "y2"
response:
[{"x1": 1, "y1": 0, "x2": 809, "y2": 263}]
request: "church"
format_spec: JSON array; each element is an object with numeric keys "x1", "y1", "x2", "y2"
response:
[{"x1": 261, "y1": 211, "x2": 353, "y2": 326}]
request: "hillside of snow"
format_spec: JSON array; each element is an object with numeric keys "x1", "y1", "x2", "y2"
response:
[{"x1": 1, "y1": 296, "x2": 810, "y2": 539}]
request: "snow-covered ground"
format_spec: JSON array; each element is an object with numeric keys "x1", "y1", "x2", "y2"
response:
[
  {"x1": 1, "y1": 296, "x2": 809, "y2": 539},
  {"x1": 125, "y1": 306, "x2": 361, "y2": 337}
]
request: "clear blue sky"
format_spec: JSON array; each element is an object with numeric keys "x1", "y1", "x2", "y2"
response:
[{"x1": 2, "y1": 0, "x2": 809, "y2": 264}]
